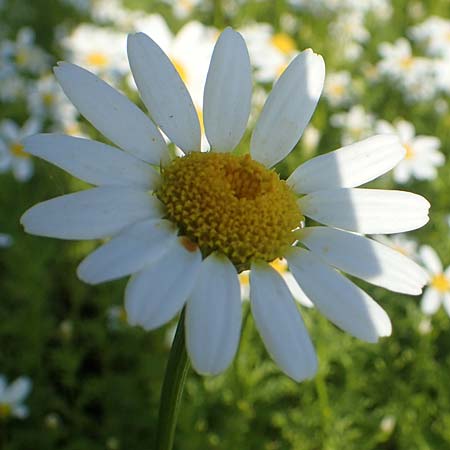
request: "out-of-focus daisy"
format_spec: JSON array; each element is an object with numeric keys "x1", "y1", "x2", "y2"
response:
[
  {"x1": 240, "y1": 23, "x2": 298, "y2": 83},
  {"x1": 27, "y1": 74, "x2": 81, "y2": 132},
  {"x1": 410, "y1": 16, "x2": 450, "y2": 59},
  {"x1": 163, "y1": 0, "x2": 203, "y2": 19},
  {"x1": 331, "y1": 105, "x2": 375, "y2": 145},
  {"x1": 239, "y1": 259, "x2": 313, "y2": 308},
  {"x1": 22, "y1": 28, "x2": 429, "y2": 381},
  {"x1": 62, "y1": 24, "x2": 128, "y2": 81},
  {"x1": 0, "y1": 27, "x2": 50, "y2": 75},
  {"x1": 372, "y1": 234, "x2": 418, "y2": 260},
  {"x1": 324, "y1": 71, "x2": 354, "y2": 107},
  {"x1": 0, "y1": 118, "x2": 41, "y2": 182},
  {"x1": 107, "y1": 305, "x2": 128, "y2": 330},
  {"x1": 0, "y1": 66, "x2": 27, "y2": 102},
  {"x1": 376, "y1": 119, "x2": 444, "y2": 183},
  {"x1": 377, "y1": 38, "x2": 436, "y2": 102},
  {"x1": 0, "y1": 376, "x2": 32, "y2": 419},
  {"x1": 329, "y1": 11, "x2": 369, "y2": 61},
  {"x1": 419, "y1": 246, "x2": 450, "y2": 317},
  {"x1": 0, "y1": 233, "x2": 13, "y2": 247}
]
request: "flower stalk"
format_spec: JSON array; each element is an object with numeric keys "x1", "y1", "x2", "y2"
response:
[{"x1": 156, "y1": 309, "x2": 190, "y2": 450}]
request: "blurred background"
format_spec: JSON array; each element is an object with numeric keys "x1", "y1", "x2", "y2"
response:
[{"x1": 1, "y1": 0, "x2": 450, "y2": 448}]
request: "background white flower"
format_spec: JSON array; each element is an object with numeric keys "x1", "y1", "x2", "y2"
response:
[{"x1": 0, "y1": 376, "x2": 32, "y2": 419}]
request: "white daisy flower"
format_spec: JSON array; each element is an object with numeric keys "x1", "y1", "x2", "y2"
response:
[
  {"x1": 331, "y1": 105, "x2": 375, "y2": 145},
  {"x1": 240, "y1": 23, "x2": 298, "y2": 83},
  {"x1": 0, "y1": 118, "x2": 41, "y2": 182},
  {"x1": 0, "y1": 233, "x2": 13, "y2": 248},
  {"x1": 419, "y1": 246, "x2": 450, "y2": 317},
  {"x1": 376, "y1": 38, "x2": 436, "y2": 102},
  {"x1": 324, "y1": 71, "x2": 354, "y2": 108},
  {"x1": 62, "y1": 24, "x2": 128, "y2": 81},
  {"x1": 0, "y1": 376, "x2": 32, "y2": 419},
  {"x1": 409, "y1": 16, "x2": 450, "y2": 59},
  {"x1": 0, "y1": 27, "x2": 50, "y2": 76},
  {"x1": 376, "y1": 119, "x2": 444, "y2": 183},
  {"x1": 21, "y1": 28, "x2": 429, "y2": 381}
]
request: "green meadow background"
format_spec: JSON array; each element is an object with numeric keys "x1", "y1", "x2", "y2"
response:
[{"x1": 1, "y1": 0, "x2": 450, "y2": 449}]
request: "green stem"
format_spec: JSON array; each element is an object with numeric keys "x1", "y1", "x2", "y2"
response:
[{"x1": 156, "y1": 309, "x2": 190, "y2": 450}]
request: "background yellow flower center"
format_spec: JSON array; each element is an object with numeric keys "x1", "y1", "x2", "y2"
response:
[
  {"x1": 10, "y1": 142, "x2": 28, "y2": 158},
  {"x1": 431, "y1": 274, "x2": 450, "y2": 292},
  {"x1": 157, "y1": 152, "x2": 302, "y2": 268}
]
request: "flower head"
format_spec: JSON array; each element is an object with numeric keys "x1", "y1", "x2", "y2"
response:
[
  {"x1": 21, "y1": 28, "x2": 429, "y2": 381},
  {"x1": 419, "y1": 245, "x2": 450, "y2": 317},
  {"x1": 0, "y1": 376, "x2": 32, "y2": 420}
]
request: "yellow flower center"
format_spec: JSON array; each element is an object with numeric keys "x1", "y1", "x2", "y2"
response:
[
  {"x1": 403, "y1": 143, "x2": 415, "y2": 159},
  {"x1": 329, "y1": 83, "x2": 345, "y2": 96},
  {"x1": 43, "y1": 92, "x2": 54, "y2": 106},
  {"x1": 431, "y1": 274, "x2": 450, "y2": 293},
  {"x1": 0, "y1": 403, "x2": 11, "y2": 419},
  {"x1": 86, "y1": 52, "x2": 109, "y2": 67},
  {"x1": 400, "y1": 57, "x2": 414, "y2": 70},
  {"x1": 157, "y1": 152, "x2": 302, "y2": 268},
  {"x1": 10, "y1": 142, "x2": 29, "y2": 159},
  {"x1": 271, "y1": 33, "x2": 296, "y2": 54}
]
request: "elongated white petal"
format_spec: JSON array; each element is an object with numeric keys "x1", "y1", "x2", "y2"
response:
[
  {"x1": 203, "y1": 28, "x2": 251, "y2": 152},
  {"x1": 421, "y1": 288, "x2": 441, "y2": 315},
  {"x1": 287, "y1": 248, "x2": 392, "y2": 343},
  {"x1": 77, "y1": 219, "x2": 177, "y2": 285},
  {"x1": 3, "y1": 377, "x2": 32, "y2": 404},
  {"x1": 54, "y1": 62, "x2": 167, "y2": 164},
  {"x1": 186, "y1": 253, "x2": 241, "y2": 375},
  {"x1": 300, "y1": 227, "x2": 428, "y2": 294},
  {"x1": 443, "y1": 294, "x2": 450, "y2": 317},
  {"x1": 24, "y1": 134, "x2": 160, "y2": 189},
  {"x1": 250, "y1": 262, "x2": 317, "y2": 381},
  {"x1": 299, "y1": 188, "x2": 430, "y2": 234},
  {"x1": 127, "y1": 32, "x2": 200, "y2": 153},
  {"x1": 419, "y1": 245, "x2": 442, "y2": 274},
  {"x1": 125, "y1": 237, "x2": 202, "y2": 330},
  {"x1": 250, "y1": 50, "x2": 325, "y2": 167},
  {"x1": 288, "y1": 135, "x2": 405, "y2": 194},
  {"x1": 21, "y1": 187, "x2": 163, "y2": 240}
]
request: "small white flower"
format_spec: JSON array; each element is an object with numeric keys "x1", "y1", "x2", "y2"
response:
[
  {"x1": 331, "y1": 105, "x2": 375, "y2": 145},
  {"x1": 0, "y1": 118, "x2": 41, "y2": 182},
  {"x1": 0, "y1": 376, "x2": 32, "y2": 419},
  {"x1": 419, "y1": 246, "x2": 450, "y2": 317},
  {"x1": 62, "y1": 24, "x2": 128, "y2": 81},
  {"x1": 409, "y1": 16, "x2": 450, "y2": 59},
  {"x1": 376, "y1": 119, "x2": 444, "y2": 183},
  {"x1": 377, "y1": 38, "x2": 436, "y2": 102},
  {"x1": 240, "y1": 23, "x2": 298, "y2": 83},
  {"x1": 22, "y1": 28, "x2": 429, "y2": 381},
  {"x1": 324, "y1": 71, "x2": 353, "y2": 107},
  {"x1": 0, "y1": 233, "x2": 13, "y2": 248}
]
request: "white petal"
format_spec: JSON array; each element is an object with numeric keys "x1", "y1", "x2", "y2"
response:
[
  {"x1": 287, "y1": 248, "x2": 392, "y2": 343},
  {"x1": 250, "y1": 49, "x2": 325, "y2": 167},
  {"x1": 419, "y1": 245, "x2": 443, "y2": 274},
  {"x1": 185, "y1": 253, "x2": 242, "y2": 375},
  {"x1": 12, "y1": 405, "x2": 29, "y2": 419},
  {"x1": 299, "y1": 188, "x2": 430, "y2": 234},
  {"x1": 3, "y1": 377, "x2": 32, "y2": 404},
  {"x1": 443, "y1": 294, "x2": 450, "y2": 318},
  {"x1": 250, "y1": 262, "x2": 317, "y2": 381},
  {"x1": 203, "y1": 28, "x2": 251, "y2": 152},
  {"x1": 77, "y1": 219, "x2": 177, "y2": 285},
  {"x1": 283, "y1": 272, "x2": 314, "y2": 308},
  {"x1": 54, "y1": 62, "x2": 167, "y2": 164},
  {"x1": 421, "y1": 288, "x2": 441, "y2": 315},
  {"x1": 127, "y1": 32, "x2": 201, "y2": 153},
  {"x1": 24, "y1": 134, "x2": 160, "y2": 189},
  {"x1": 21, "y1": 187, "x2": 163, "y2": 240},
  {"x1": 125, "y1": 237, "x2": 202, "y2": 330},
  {"x1": 288, "y1": 135, "x2": 406, "y2": 194},
  {"x1": 300, "y1": 226, "x2": 428, "y2": 294}
]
